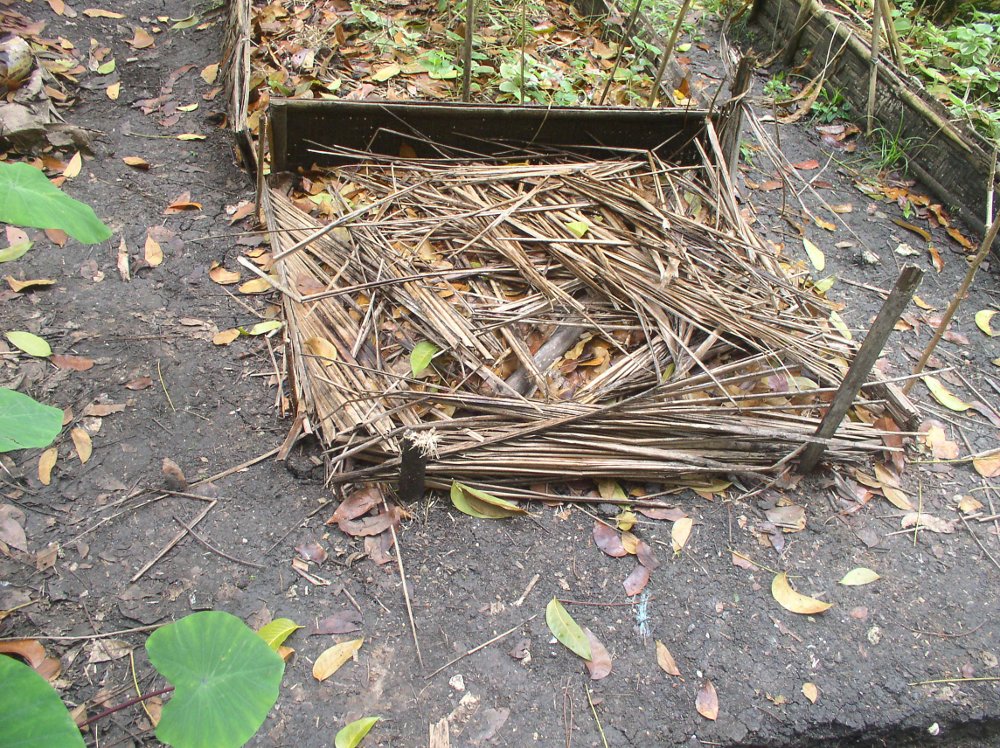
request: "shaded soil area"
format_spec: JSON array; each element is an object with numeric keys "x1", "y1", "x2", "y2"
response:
[{"x1": 1, "y1": 1, "x2": 998, "y2": 746}]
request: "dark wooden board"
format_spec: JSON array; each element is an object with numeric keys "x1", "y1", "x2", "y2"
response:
[
  {"x1": 751, "y1": 0, "x2": 996, "y2": 245},
  {"x1": 268, "y1": 98, "x2": 714, "y2": 170}
]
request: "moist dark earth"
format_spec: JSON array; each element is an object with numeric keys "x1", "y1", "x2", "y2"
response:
[{"x1": 1, "y1": 1, "x2": 998, "y2": 746}]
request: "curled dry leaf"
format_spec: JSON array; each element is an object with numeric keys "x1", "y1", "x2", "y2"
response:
[
  {"x1": 975, "y1": 310, "x2": 997, "y2": 336},
  {"x1": 671, "y1": 517, "x2": 693, "y2": 554},
  {"x1": 122, "y1": 156, "x2": 150, "y2": 169},
  {"x1": 923, "y1": 376, "x2": 971, "y2": 412},
  {"x1": 208, "y1": 262, "x2": 240, "y2": 285},
  {"x1": 327, "y1": 486, "x2": 383, "y2": 524},
  {"x1": 583, "y1": 627, "x2": 612, "y2": 680},
  {"x1": 623, "y1": 563, "x2": 650, "y2": 596},
  {"x1": 5, "y1": 277, "x2": 55, "y2": 293},
  {"x1": 655, "y1": 640, "x2": 680, "y2": 677},
  {"x1": 239, "y1": 277, "x2": 272, "y2": 294},
  {"x1": 213, "y1": 328, "x2": 240, "y2": 346},
  {"x1": 313, "y1": 638, "x2": 363, "y2": 681},
  {"x1": 901, "y1": 512, "x2": 955, "y2": 534},
  {"x1": 38, "y1": 448, "x2": 57, "y2": 485},
  {"x1": 70, "y1": 427, "x2": 92, "y2": 463},
  {"x1": 144, "y1": 235, "x2": 163, "y2": 267},
  {"x1": 0, "y1": 504, "x2": 28, "y2": 552},
  {"x1": 973, "y1": 452, "x2": 1000, "y2": 478},
  {"x1": 838, "y1": 567, "x2": 880, "y2": 586},
  {"x1": 923, "y1": 423, "x2": 959, "y2": 459},
  {"x1": 771, "y1": 572, "x2": 832, "y2": 615},
  {"x1": 125, "y1": 375, "x2": 154, "y2": 390},
  {"x1": 50, "y1": 354, "x2": 95, "y2": 372},
  {"x1": 636, "y1": 506, "x2": 686, "y2": 521},
  {"x1": 338, "y1": 506, "x2": 403, "y2": 537},
  {"x1": 696, "y1": 679, "x2": 719, "y2": 720},
  {"x1": 593, "y1": 521, "x2": 627, "y2": 557}
]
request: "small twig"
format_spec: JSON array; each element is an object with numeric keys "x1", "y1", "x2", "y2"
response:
[
  {"x1": 957, "y1": 513, "x2": 1000, "y2": 572},
  {"x1": 898, "y1": 620, "x2": 985, "y2": 639},
  {"x1": 903, "y1": 215, "x2": 1000, "y2": 394},
  {"x1": 131, "y1": 500, "x2": 217, "y2": 583},
  {"x1": 909, "y1": 676, "x2": 1000, "y2": 686},
  {"x1": 513, "y1": 573, "x2": 540, "y2": 607},
  {"x1": 0, "y1": 624, "x2": 164, "y2": 643},
  {"x1": 156, "y1": 359, "x2": 175, "y2": 413},
  {"x1": 586, "y1": 685, "x2": 609, "y2": 748},
  {"x1": 80, "y1": 686, "x2": 174, "y2": 729},
  {"x1": 424, "y1": 614, "x2": 537, "y2": 680},
  {"x1": 557, "y1": 599, "x2": 636, "y2": 608},
  {"x1": 172, "y1": 515, "x2": 264, "y2": 569},
  {"x1": 386, "y1": 499, "x2": 422, "y2": 668}
]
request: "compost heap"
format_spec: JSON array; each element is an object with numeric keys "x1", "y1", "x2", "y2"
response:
[{"x1": 263, "y1": 142, "x2": 891, "y2": 497}]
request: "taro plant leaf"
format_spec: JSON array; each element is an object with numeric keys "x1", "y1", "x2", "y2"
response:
[
  {"x1": 0, "y1": 654, "x2": 86, "y2": 747},
  {"x1": 0, "y1": 162, "x2": 112, "y2": 244},
  {"x1": 450, "y1": 481, "x2": 526, "y2": 519},
  {"x1": 545, "y1": 598, "x2": 591, "y2": 660},
  {"x1": 0, "y1": 388, "x2": 63, "y2": 452},
  {"x1": 145, "y1": 611, "x2": 285, "y2": 748},
  {"x1": 410, "y1": 341, "x2": 439, "y2": 377},
  {"x1": 256, "y1": 618, "x2": 302, "y2": 651},
  {"x1": 335, "y1": 716, "x2": 380, "y2": 748},
  {"x1": 6, "y1": 331, "x2": 52, "y2": 358}
]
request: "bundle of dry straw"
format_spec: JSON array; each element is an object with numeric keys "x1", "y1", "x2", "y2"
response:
[{"x1": 264, "y1": 141, "x2": 887, "y2": 497}]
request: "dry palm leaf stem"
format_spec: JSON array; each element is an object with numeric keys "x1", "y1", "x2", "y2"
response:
[{"x1": 263, "y1": 143, "x2": 892, "y2": 495}]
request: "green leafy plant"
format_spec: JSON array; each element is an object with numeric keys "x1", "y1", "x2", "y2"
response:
[
  {"x1": 762, "y1": 73, "x2": 793, "y2": 102},
  {"x1": 0, "y1": 612, "x2": 285, "y2": 748},
  {"x1": 0, "y1": 388, "x2": 63, "y2": 452},
  {"x1": 811, "y1": 85, "x2": 852, "y2": 123},
  {"x1": 0, "y1": 162, "x2": 111, "y2": 245}
]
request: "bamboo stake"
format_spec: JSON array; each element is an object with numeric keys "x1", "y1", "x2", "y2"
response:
[
  {"x1": 876, "y1": 0, "x2": 904, "y2": 71},
  {"x1": 597, "y1": 0, "x2": 644, "y2": 106},
  {"x1": 647, "y1": 0, "x2": 693, "y2": 107},
  {"x1": 866, "y1": 0, "x2": 883, "y2": 135},
  {"x1": 461, "y1": 0, "x2": 476, "y2": 102},
  {"x1": 800, "y1": 265, "x2": 923, "y2": 472},
  {"x1": 902, "y1": 216, "x2": 1000, "y2": 395}
]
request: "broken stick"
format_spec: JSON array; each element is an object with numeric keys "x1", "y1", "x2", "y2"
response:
[{"x1": 800, "y1": 264, "x2": 923, "y2": 472}]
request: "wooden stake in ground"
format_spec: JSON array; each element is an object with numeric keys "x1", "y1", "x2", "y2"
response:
[
  {"x1": 800, "y1": 264, "x2": 923, "y2": 472},
  {"x1": 461, "y1": 0, "x2": 476, "y2": 102},
  {"x1": 596, "y1": 0, "x2": 644, "y2": 106},
  {"x1": 647, "y1": 0, "x2": 693, "y2": 107},
  {"x1": 782, "y1": 0, "x2": 814, "y2": 66},
  {"x1": 902, "y1": 216, "x2": 1000, "y2": 395},
  {"x1": 865, "y1": 0, "x2": 884, "y2": 134}
]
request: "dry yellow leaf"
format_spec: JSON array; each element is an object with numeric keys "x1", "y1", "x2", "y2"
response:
[
  {"x1": 671, "y1": 517, "x2": 693, "y2": 554},
  {"x1": 213, "y1": 328, "x2": 240, "y2": 346},
  {"x1": 106, "y1": 82, "x2": 121, "y2": 100},
  {"x1": 208, "y1": 262, "x2": 240, "y2": 285},
  {"x1": 238, "y1": 277, "x2": 272, "y2": 294},
  {"x1": 973, "y1": 451, "x2": 1000, "y2": 478},
  {"x1": 802, "y1": 237, "x2": 825, "y2": 271},
  {"x1": 312, "y1": 638, "x2": 363, "y2": 681},
  {"x1": 200, "y1": 63, "x2": 219, "y2": 84},
  {"x1": 771, "y1": 572, "x2": 832, "y2": 615},
  {"x1": 70, "y1": 427, "x2": 92, "y2": 463},
  {"x1": 620, "y1": 531, "x2": 639, "y2": 555},
  {"x1": 144, "y1": 236, "x2": 163, "y2": 267},
  {"x1": 305, "y1": 337, "x2": 339, "y2": 364},
  {"x1": 38, "y1": 448, "x2": 58, "y2": 485},
  {"x1": 975, "y1": 310, "x2": 997, "y2": 336},
  {"x1": 655, "y1": 640, "x2": 680, "y2": 676},
  {"x1": 923, "y1": 376, "x2": 971, "y2": 412},
  {"x1": 802, "y1": 682, "x2": 819, "y2": 703},
  {"x1": 122, "y1": 156, "x2": 149, "y2": 169},
  {"x1": 63, "y1": 152, "x2": 82, "y2": 179}
]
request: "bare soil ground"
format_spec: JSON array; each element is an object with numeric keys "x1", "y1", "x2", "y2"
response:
[{"x1": 1, "y1": 2, "x2": 998, "y2": 746}]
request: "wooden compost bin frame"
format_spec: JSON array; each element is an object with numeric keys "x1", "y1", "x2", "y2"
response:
[
  {"x1": 221, "y1": 0, "x2": 744, "y2": 175},
  {"x1": 750, "y1": 0, "x2": 997, "y2": 244}
]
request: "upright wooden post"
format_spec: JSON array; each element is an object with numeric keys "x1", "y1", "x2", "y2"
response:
[
  {"x1": 647, "y1": 0, "x2": 693, "y2": 107},
  {"x1": 461, "y1": 0, "x2": 476, "y2": 102},
  {"x1": 799, "y1": 265, "x2": 923, "y2": 472}
]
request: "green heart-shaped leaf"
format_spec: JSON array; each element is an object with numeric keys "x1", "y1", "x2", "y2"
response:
[
  {"x1": 146, "y1": 611, "x2": 285, "y2": 748},
  {"x1": 0, "y1": 654, "x2": 85, "y2": 747},
  {"x1": 0, "y1": 162, "x2": 112, "y2": 245},
  {"x1": 0, "y1": 388, "x2": 63, "y2": 453}
]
